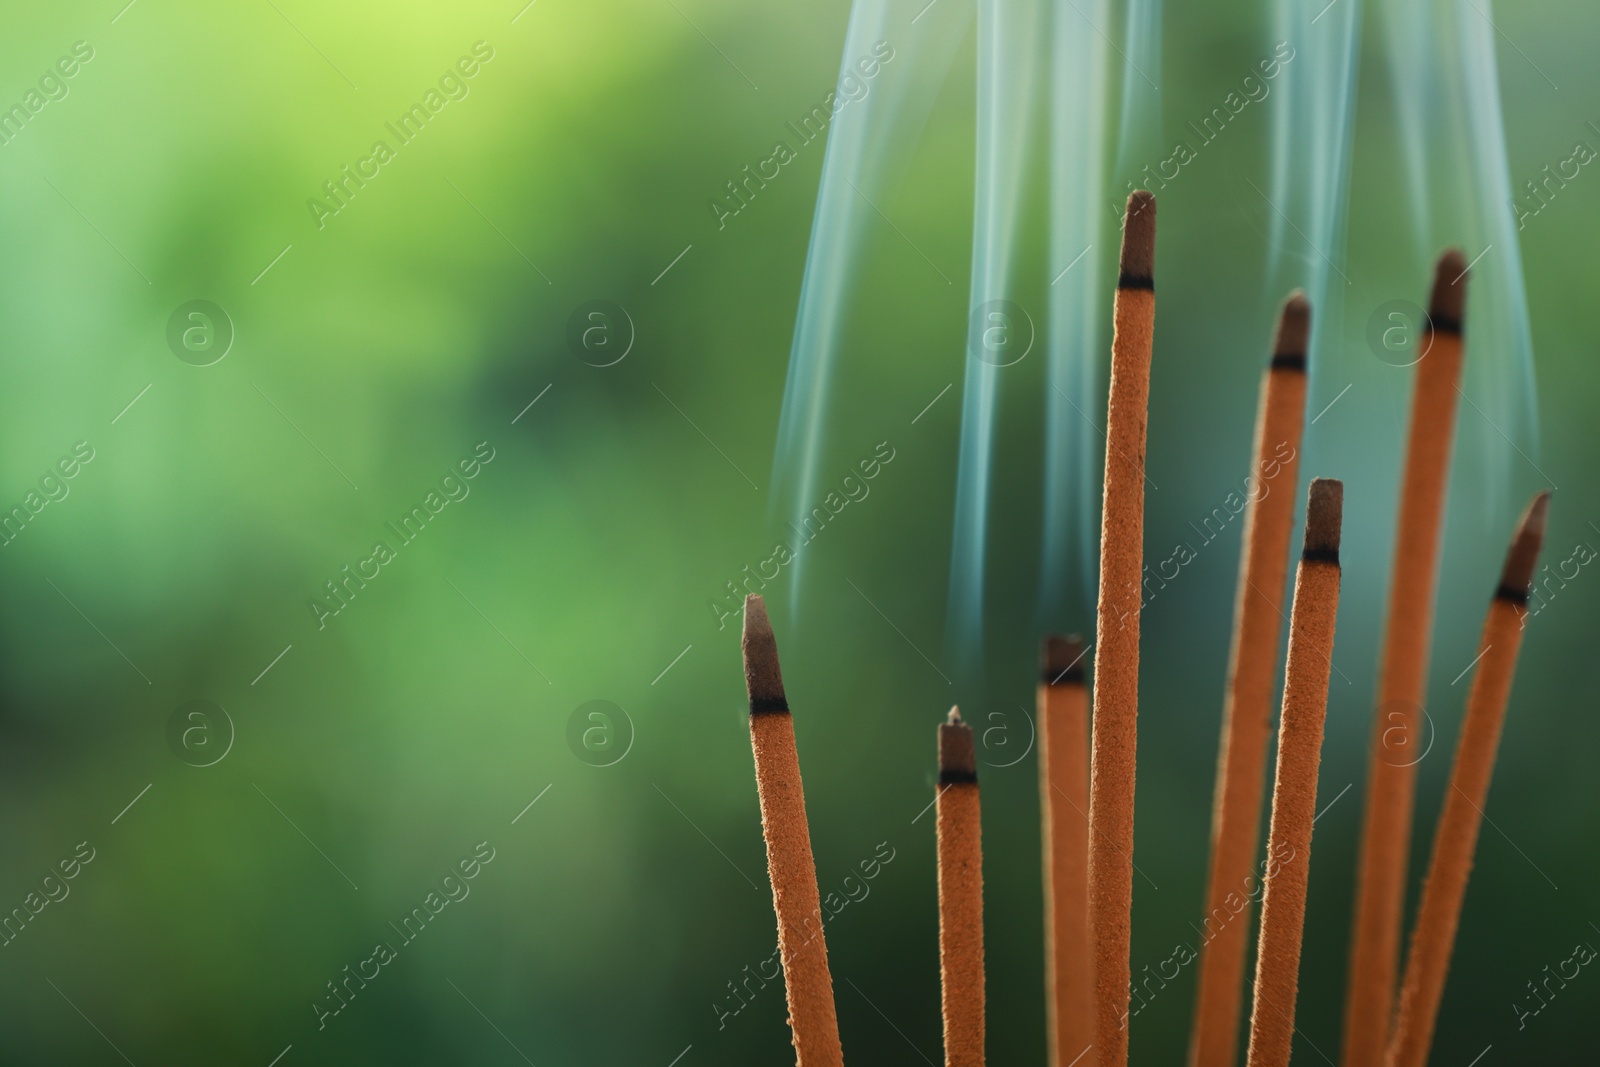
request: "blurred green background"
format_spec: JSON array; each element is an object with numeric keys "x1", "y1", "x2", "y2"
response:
[{"x1": 0, "y1": 0, "x2": 1595, "y2": 1063}]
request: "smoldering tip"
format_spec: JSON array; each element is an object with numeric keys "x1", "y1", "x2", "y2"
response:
[
  {"x1": 938, "y1": 706, "x2": 977, "y2": 782},
  {"x1": 1303, "y1": 478, "x2": 1343, "y2": 563},
  {"x1": 741, "y1": 595, "x2": 789, "y2": 714},
  {"x1": 1270, "y1": 290, "x2": 1311, "y2": 371},
  {"x1": 1118, "y1": 190, "x2": 1157, "y2": 289},
  {"x1": 1040, "y1": 633, "x2": 1087, "y2": 685},
  {"x1": 1497, "y1": 491, "x2": 1551, "y2": 603},
  {"x1": 1429, "y1": 248, "x2": 1469, "y2": 334}
]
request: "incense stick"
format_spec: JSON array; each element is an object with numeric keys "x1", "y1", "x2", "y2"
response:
[
  {"x1": 1245, "y1": 478, "x2": 1344, "y2": 1067},
  {"x1": 938, "y1": 708, "x2": 985, "y2": 1067},
  {"x1": 1088, "y1": 189, "x2": 1157, "y2": 1067},
  {"x1": 742, "y1": 595, "x2": 844, "y2": 1067},
  {"x1": 1190, "y1": 292, "x2": 1311, "y2": 1067},
  {"x1": 1039, "y1": 635, "x2": 1095, "y2": 1067},
  {"x1": 1343, "y1": 249, "x2": 1469, "y2": 1067},
  {"x1": 1385, "y1": 493, "x2": 1549, "y2": 1067}
]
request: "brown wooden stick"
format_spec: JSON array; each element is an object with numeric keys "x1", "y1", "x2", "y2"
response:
[
  {"x1": 1343, "y1": 249, "x2": 1469, "y2": 1067},
  {"x1": 742, "y1": 595, "x2": 844, "y2": 1067},
  {"x1": 1039, "y1": 635, "x2": 1095, "y2": 1067},
  {"x1": 938, "y1": 708, "x2": 985, "y2": 1067},
  {"x1": 1385, "y1": 493, "x2": 1549, "y2": 1067},
  {"x1": 1189, "y1": 293, "x2": 1311, "y2": 1067},
  {"x1": 1088, "y1": 189, "x2": 1157, "y2": 1067},
  {"x1": 1245, "y1": 478, "x2": 1344, "y2": 1067}
]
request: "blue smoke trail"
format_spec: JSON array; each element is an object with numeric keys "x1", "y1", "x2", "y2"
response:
[
  {"x1": 1452, "y1": 0, "x2": 1540, "y2": 500},
  {"x1": 945, "y1": 0, "x2": 1048, "y2": 667},
  {"x1": 1040, "y1": 0, "x2": 1113, "y2": 612},
  {"x1": 1110, "y1": 0, "x2": 1165, "y2": 186},
  {"x1": 769, "y1": 0, "x2": 970, "y2": 614},
  {"x1": 1266, "y1": 0, "x2": 1362, "y2": 375},
  {"x1": 1373, "y1": 0, "x2": 1538, "y2": 509},
  {"x1": 1378, "y1": 0, "x2": 1437, "y2": 255}
]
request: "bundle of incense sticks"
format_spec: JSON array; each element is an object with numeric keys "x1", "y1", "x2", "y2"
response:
[{"x1": 732, "y1": 198, "x2": 1546, "y2": 1067}]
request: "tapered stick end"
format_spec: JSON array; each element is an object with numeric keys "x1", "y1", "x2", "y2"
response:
[
  {"x1": 939, "y1": 707, "x2": 977, "y2": 782},
  {"x1": 1271, "y1": 290, "x2": 1311, "y2": 370},
  {"x1": 1118, "y1": 191, "x2": 1157, "y2": 288},
  {"x1": 1430, "y1": 248, "x2": 1469, "y2": 333},
  {"x1": 1040, "y1": 633, "x2": 1087, "y2": 685},
  {"x1": 1498, "y1": 491, "x2": 1551, "y2": 600},
  {"x1": 741, "y1": 595, "x2": 789, "y2": 714},
  {"x1": 1303, "y1": 478, "x2": 1343, "y2": 562}
]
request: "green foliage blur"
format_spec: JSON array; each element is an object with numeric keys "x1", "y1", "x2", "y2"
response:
[{"x1": 0, "y1": 0, "x2": 1594, "y2": 1063}]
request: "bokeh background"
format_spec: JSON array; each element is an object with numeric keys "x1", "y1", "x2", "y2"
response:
[{"x1": 0, "y1": 0, "x2": 1595, "y2": 1063}]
